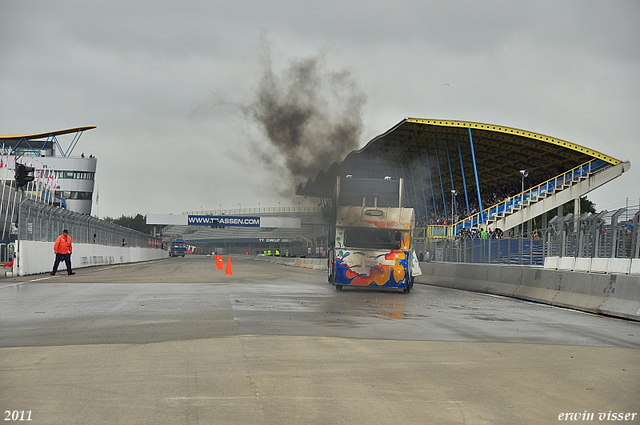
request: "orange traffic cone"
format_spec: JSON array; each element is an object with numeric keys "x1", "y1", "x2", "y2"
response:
[{"x1": 224, "y1": 256, "x2": 233, "y2": 275}]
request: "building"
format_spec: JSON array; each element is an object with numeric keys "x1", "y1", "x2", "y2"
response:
[
  {"x1": 0, "y1": 126, "x2": 97, "y2": 215},
  {"x1": 155, "y1": 208, "x2": 328, "y2": 257}
]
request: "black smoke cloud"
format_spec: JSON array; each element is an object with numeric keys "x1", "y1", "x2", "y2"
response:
[{"x1": 244, "y1": 41, "x2": 367, "y2": 198}]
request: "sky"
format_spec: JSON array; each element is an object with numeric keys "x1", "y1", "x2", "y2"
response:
[{"x1": 1, "y1": 0, "x2": 639, "y2": 219}]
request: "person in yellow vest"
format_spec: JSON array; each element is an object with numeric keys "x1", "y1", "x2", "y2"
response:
[
  {"x1": 51, "y1": 229, "x2": 75, "y2": 275},
  {"x1": 275, "y1": 249, "x2": 280, "y2": 256}
]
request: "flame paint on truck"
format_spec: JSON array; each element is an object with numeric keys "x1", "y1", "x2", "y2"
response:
[{"x1": 330, "y1": 205, "x2": 421, "y2": 292}]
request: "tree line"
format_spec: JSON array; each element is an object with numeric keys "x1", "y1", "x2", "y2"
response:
[{"x1": 103, "y1": 214, "x2": 156, "y2": 235}]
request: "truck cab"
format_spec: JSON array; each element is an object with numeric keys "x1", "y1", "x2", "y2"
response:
[{"x1": 169, "y1": 238, "x2": 186, "y2": 257}]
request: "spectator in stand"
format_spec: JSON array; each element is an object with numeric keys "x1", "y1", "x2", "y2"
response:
[{"x1": 418, "y1": 169, "x2": 571, "y2": 228}]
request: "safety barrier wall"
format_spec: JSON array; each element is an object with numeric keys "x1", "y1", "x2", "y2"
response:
[
  {"x1": 253, "y1": 254, "x2": 327, "y2": 270},
  {"x1": 11, "y1": 240, "x2": 168, "y2": 276},
  {"x1": 417, "y1": 262, "x2": 640, "y2": 322},
  {"x1": 545, "y1": 256, "x2": 640, "y2": 275},
  {"x1": 248, "y1": 253, "x2": 640, "y2": 321}
]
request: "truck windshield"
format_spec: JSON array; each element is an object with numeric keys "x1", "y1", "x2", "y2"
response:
[{"x1": 343, "y1": 227, "x2": 404, "y2": 250}]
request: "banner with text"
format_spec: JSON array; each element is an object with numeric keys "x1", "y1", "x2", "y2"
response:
[{"x1": 187, "y1": 215, "x2": 261, "y2": 227}]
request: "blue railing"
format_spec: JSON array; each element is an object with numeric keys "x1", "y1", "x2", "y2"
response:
[{"x1": 427, "y1": 159, "x2": 608, "y2": 237}]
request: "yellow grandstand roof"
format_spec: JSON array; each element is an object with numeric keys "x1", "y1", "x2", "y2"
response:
[
  {"x1": 297, "y1": 118, "x2": 622, "y2": 198},
  {"x1": 0, "y1": 126, "x2": 96, "y2": 141}
]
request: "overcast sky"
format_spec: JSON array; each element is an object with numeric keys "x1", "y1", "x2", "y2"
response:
[{"x1": 1, "y1": 0, "x2": 638, "y2": 218}]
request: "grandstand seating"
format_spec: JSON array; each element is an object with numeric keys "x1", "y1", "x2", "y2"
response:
[{"x1": 431, "y1": 158, "x2": 630, "y2": 237}]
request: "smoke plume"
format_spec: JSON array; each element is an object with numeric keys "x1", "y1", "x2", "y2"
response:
[{"x1": 245, "y1": 39, "x2": 367, "y2": 197}]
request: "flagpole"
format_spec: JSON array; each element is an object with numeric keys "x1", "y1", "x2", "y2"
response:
[
  {"x1": 96, "y1": 184, "x2": 99, "y2": 218},
  {"x1": 0, "y1": 164, "x2": 8, "y2": 243},
  {"x1": 9, "y1": 172, "x2": 18, "y2": 242},
  {"x1": 48, "y1": 169, "x2": 53, "y2": 206}
]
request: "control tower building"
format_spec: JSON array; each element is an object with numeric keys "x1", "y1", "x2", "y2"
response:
[{"x1": 0, "y1": 126, "x2": 97, "y2": 215}]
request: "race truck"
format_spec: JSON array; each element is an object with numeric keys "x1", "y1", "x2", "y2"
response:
[
  {"x1": 169, "y1": 238, "x2": 187, "y2": 257},
  {"x1": 327, "y1": 176, "x2": 422, "y2": 293}
]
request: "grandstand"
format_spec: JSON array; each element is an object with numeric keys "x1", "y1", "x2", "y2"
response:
[
  {"x1": 160, "y1": 209, "x2": 328, "y2": 256},
  {"x1": 160, "y1": 118, "x2": 629, "y2": 258},
  {"x1": 297, "y1": 118, "x2": 630, "y2": 239}
]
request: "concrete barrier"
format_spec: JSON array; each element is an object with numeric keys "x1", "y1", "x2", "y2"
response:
[
  {"x1": 544, "y1": 256, "x2": 559, "y2": 270},
  {"x1": 557, "y1": 257, "x2": 575, "y2": 271},
  {"x1": 251, "y1": 254, "x2": 640, "y2": 322},
  {"x1": 551, "y1": 272, "x2": 613, "y2": 313},
  {"x1": 590, "y1": 258, "x2": 609, "y2": 274},
  {"x1": 573, "y1": 257, "x2": 591, "y2": 273},
  {"x1": 14, "y1": 240, "x2": 168, "y2": 276},
  {"x1": 254, "y1": 255, "x2": 326, "y2": 270},
  {"x1": 455, "y1": 262, "x2": 490, "y2": 292},
  {"x1": 598, "y1": 274, "x2": 640, "y2": 320},
  {"x1": 482, "y1": 265, "x2": 522, "y2": 297},
  {"x1": 514, "y1": 268, "x2": 562, "y2": 304},
  {"x1": 418, "y1": 262, "x2": 457, "y2": 288},
  {"x1": 608, "y1": 258, "x2": 631, "y2": 274},
  {"x1": 545, "y1": 256, "x2": 637, "y2": 275},
  {"x1": 417, "y1": 262, "x2": 640, "y2": 322}
]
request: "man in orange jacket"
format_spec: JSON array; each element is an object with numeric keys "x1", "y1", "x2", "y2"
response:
[{"x1": 51, "y1": 229, "x2": 75, "y2": 276}]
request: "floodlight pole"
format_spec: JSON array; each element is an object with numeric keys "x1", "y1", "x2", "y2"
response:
[
  {"x1": 519, "y1": 169, "x2": 529, "y2": 262},
  {"x1": 468, "y1": 129, "x2": 483, "y2": 224},
  {"x1": 519, "y1": 169, "x2": 529, "y2": 238},
  {"x1": 451, "y1": 190, "x2": 457, "y2": 225}
]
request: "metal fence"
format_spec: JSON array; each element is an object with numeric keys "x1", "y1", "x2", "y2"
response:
[
  {"x1": 416, "y1": 205, "x2": 639, "y2": 265},
  {"x1": 17, "y1": 197, "x2": 160, "y2": 248},
  {"x1": 417, "y1": 237, "x2": 545, "y2": 265},
  {"x1": 545, "y1": 207, "x2": 639, "y2": 259}
]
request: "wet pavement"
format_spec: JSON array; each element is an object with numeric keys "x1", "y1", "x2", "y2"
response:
[
  {"x1": 1, "y1": 256, "x2": 638, "y2": 348},
  {"x1": 1, "y1": 256, "x2": 639, "y2": 424}
]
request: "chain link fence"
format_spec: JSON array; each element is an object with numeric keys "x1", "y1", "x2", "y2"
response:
[
  {"x1": 545, "y1": 207, "x2": 639, "y2": 259},
  {"x1": 17, "y1": 197, "x2": 159, "y2": 248},
  {"x1": 417, "y1": 237, "x2": 545, "y2": 265},
  {"x1": 416, "y1": 205, "x2": 640, "y2": 265}
]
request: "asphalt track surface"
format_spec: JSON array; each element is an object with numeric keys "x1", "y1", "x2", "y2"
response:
[{"x1": 1, "y1": 256, "x2": 638, "y2": 424}]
